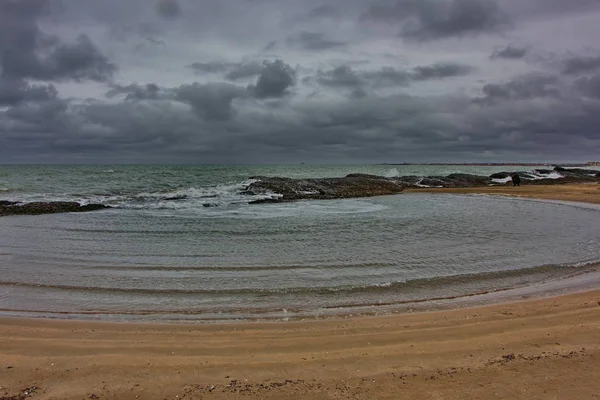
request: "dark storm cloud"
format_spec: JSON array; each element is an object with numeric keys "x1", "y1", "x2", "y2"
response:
[
  {"x1": 249, "y1": 60, "x2": 297, "y2": 98},
  {"x1": 4, "y1": 75, "x2": 600, "y2": 163},
  {"x1": 362, "y1": 0, "x2": 512, "y2": 41},
  {"x1": 312, "y1": 63, "x2": 474, "y2": 91},
  {"x1": 287, "y1": 32, "x2": 346, "y2": 51},
  {"x1": 412, "y1": 63, "x2": 475, "y2": 80},
  {"x1": 490, "y1": 45, "x2": 528, "y2": 60},
  {"x1": 475, "y1": 74, "x2": 560, "y2": 104},
  {"x1": 2, "y1": 0, "x2": 600, "y2": 163},
  {"x1": 188, "y1": 61, "x2": 263, "y2": 81},
  {"x1": 314, "y1": 66, "x2": 366, "y2": 89},
  {"x1": 175, "y1": 82, "x2": 248, "y2": 121},
  {"x1": 106, "y1": 83, "x2": 161, "y2": 101},
  {"x1": 561, "y1": 55, "x2": 600, "y2": 75},
  {"x1": 156, "y1": 0, "x2": 181, "y2": 19},
  {"x1": 0, "y1": 78, "x2": 58, "y2": 106},
  {"x1": 188, "y1": 62, "x2": 230, "y2": 74},
  {"x1": 0, "y1": 0, "x2": 115, "y2": 82}
]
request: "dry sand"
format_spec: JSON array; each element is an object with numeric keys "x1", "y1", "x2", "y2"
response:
[
  {"x1": 405, "y1": 182, "x2": 600, "y2": 204},
  {"x1": 1, "y1": 183, "x2": 600, "y2": 400}
]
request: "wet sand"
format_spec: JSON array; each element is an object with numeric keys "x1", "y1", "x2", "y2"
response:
[{"x1": 1, "y1": 183, "x2": 600, "y2": 399}]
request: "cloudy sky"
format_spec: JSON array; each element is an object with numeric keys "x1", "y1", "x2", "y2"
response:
[{"x1": 1, "y1": 0, "x2": 600, "y2": 164}]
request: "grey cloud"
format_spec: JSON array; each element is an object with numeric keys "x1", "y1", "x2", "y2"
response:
[
  {"x1": 249, "y1": 60, "x2": 297, "y2": 98},
  {"x1": 188, "y1": 61, "x2": 263, "y2": 81},
  {"x1": 475, "y1": 74, "x2": 560, "y2": 104},
  {"x1": 175, "y1": 82, "x2": 247, "y2": 120},
  {"x1": 313, "y1": 63, "x2": 473, "y2": 91},
  {"x1": 315, "y1": 66, "x2": 365, "y2": 89},
  {"x1": 225, "y1": 62, "x2": 264, "y2": 81},
  {"x1": 3, "y1": 76, "x2": 600, "y2": 163},
  {"x1": 0, "y1": 1, "x2": 115, "y2": 82},
  {"x1": 287, "y1": 32, "x2": 346, "y2": 51},
  {"x1": 42, "y1": 34, "x2": 116, "y2": 81},
  {"x1": 3, "y1": 0, "x2": 600, "y2": 163},
  {"x1": 412, "y1": 63, "x2": 475, "y2": 80},
  {"x1": 3, "y1": 98, "x2": 70, "y2": 141},
  {"x1": 504, "y1": 0, "x2": 600, "y2": 20},
  {"x1": 263, "y1": 41, "x2": 277, "y2": 52},
  {"x1": 0, "y1": 78, "x2": 58, "y2": 106},
  {"x1": 106, "y1": 83, "x2": 161, "y2": 101},
  {"x1": 490, "y1": 45, "x2": 528, "y2": 60},
  {"x1": 562, "y1": 55, "x2": 600, "y2": 75},
  {"x1": 307, "y1": 5, "x2": 339, "y2": 18},
  {"x1": 362, "y1": 0, "x2": 512, "y2": 41},
  {"x1": 156, "y1": 0, "x2": 181, "y2": 19},
  {"x1": 575, "y1": 73, "x2": 600, "y2": 99},
  {"x1": 188, "y1": 62, "x2": 230, "y2": 74}
]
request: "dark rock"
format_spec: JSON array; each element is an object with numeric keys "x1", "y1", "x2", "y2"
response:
[
  {"x1": 490, "y1": 172, "x2": 510, "y2": 179},
  {"x1": 0, "y1": 201, "x2": 110, "y2": 217},
  {"x1": 246, "y1": 176, "x2": 405, "y2": 203},
  {"x1": 0, "y1": 200, "x2": 18, "y2": 206},
  {"x1": 202, "y1": 203, "x2": 218, "y2": 207},
  {"x1": 345, "y1": 173, "x2": 389, "y2": 179},
  {"x1": 243, "y1": 167, "x2": 599, "y2": 204},
  {"x1": 444, "y1": 174, "x2": 491, "y2": 187}
]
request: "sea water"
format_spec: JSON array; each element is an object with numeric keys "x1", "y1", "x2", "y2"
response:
[{"x1": 1, "y1": 164, "x2": 599, "y2": 322}]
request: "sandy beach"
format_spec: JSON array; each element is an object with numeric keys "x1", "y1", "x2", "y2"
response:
[{"x1": 2, "y1": 184, "x2": 600, "y2": 400}]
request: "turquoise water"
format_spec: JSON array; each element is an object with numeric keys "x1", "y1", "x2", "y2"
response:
[{"x1": 1, "y1": 165, "x2": 599, "y2": 322}]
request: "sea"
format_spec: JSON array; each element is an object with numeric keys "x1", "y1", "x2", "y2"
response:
[{"x1": 1, "y1": 164, "x2": 600, "y2": 323}]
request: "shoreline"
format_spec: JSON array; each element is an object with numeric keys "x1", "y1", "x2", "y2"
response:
[
  {"x1": 404, "y1": 182, "x2": 600, "y2": 204},
  {"x1": 2, "y1": 183, "x2": 600, "y2": 399}
]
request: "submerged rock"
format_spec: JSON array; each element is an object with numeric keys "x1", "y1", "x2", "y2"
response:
[{"x1": 0, "y1": 201, "x2": 110, "y2": 217}]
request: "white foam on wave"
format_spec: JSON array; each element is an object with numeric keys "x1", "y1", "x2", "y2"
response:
[
  {"x1": 384, "y1": 168, "x2": 400, "y2": 178},
  {"x1": 415, "y1": 178, "x2": 442, "y2": 188},
  {"x1": 114, "y1": 179, "x2": 284, "y2": 210},
  {"x1": 200, "y1": 198, "x2": 387, "y2": 219},
  {"x1": 525, "y1": 171, "x2": 563, "y2": 180},
  {"x1": 491, "y1": 177, "x2": 512, "y2": 184}
]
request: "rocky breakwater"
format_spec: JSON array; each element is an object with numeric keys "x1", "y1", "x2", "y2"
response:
[
  {"x1": 0, "y1": 201, "x2": 110, "y2": 217},
  {"x1": 242, "y1": 167, "x2": 599, "y2": 204},
  {"x1": 244, "y1": 175, "x2": 405, "y2": 204},
  {"x1": 489, "y1": 166, "x2": 600, "y2": 185},
  {"x1": 243, "y1": 173, "x2": 492, "y2": 204}
]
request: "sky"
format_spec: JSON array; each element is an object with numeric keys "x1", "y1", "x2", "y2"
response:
[{"x1": 1, "y1": 0, "x2": 600, "y2": 164}]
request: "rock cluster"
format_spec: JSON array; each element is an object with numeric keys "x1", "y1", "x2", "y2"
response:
[
  {"x1": 243, "y1": 166, "x2": 599, "y2": 203},
  {"x1": 0, "y1": 201, "x2": 110, "y2": 217},
  {"x1": 244, "y1": 175, "x2": 405, "y2": 204}
]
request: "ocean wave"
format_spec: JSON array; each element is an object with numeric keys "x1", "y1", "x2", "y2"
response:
[
  {"x1": 384, "y1": 168, "x2": 400, "y2": 178},
  {"x1": 2, "y1": 260, "x2": 597, "y2": 297},
  {"x1": 111, "y1": 179, "x2": 283, "y2": 210},
  {"x1": 524, "y1": 171, "x2": 564, "y2": 180}
]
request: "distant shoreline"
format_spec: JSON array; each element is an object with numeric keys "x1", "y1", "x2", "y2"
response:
[{"x1": 380, "y1": 162, "x2": 593, "y2": 167}]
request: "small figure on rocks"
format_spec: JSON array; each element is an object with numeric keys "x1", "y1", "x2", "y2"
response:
[{"x1": 511, "y1": 173, "x2": 521, "y2": 187}]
